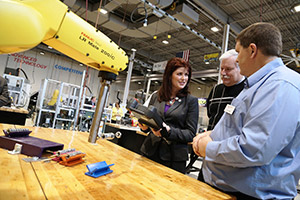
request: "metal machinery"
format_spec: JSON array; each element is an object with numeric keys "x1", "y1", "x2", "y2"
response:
[
  {"x1": 35, "y1": 78, "x2": 82, "y2": 129},
  {"x1": 0, "y1": 0, "x2": 128, "y2": 143},
  {"x1": 77, "y1": 87, "x2": 96, "y2": 132},
  {"x1": 77, "y1": 86, "x2": 113, "y2": 133},
  {"x1": 3, "y1": 74, "x2": 31, "y2": 109}
]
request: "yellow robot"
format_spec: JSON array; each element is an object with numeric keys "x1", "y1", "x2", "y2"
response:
[
  {"x1": 0, "y1": 0, "x2": 128, "y2": 76},
  {"x1": 47, "y1": 89, "x2": 62, "y2": 106},
  {"x1": 0, "y1": 0, "x2": 129, "y2": 143}
]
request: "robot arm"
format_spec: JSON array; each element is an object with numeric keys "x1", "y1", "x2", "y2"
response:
[{"x1": 0, "y1": 0, "x2": 128, "y2": 75}]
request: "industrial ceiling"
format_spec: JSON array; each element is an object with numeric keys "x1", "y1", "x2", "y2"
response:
[{"x1": 59, "y1": 0, "x2": 300, "y2": 84}]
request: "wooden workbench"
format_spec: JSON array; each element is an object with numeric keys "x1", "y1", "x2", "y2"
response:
[
  {"x1": 0, "y1": 124, "x2": 235, "y2": 200},
  {"x1": 0, "y1": 106, "x2": 29, "y2": 125},
  {"x1": 0, "y1": 106, "x2": 29, "y2": 114},
  {"x1": 104, "y1": 122, "x2": 148, "y2": 154},
  {"x1": 105, "y1": 122, "x2": 148, "y2": 136}
]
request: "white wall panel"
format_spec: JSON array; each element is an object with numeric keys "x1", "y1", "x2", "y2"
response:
[{"x1": 0, "y1": 49, "x2": 99, "y2": 97}]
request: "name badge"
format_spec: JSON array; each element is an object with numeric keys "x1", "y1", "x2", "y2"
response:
[{"x1": 224, "y1": 104, "x2": 235, "y2": 115}]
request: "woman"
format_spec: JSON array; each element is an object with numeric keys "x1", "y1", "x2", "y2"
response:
[
  {"x1": 139, "y1": 57, "x2": 199, "y2": 173},
  {"x1": 111, "y1": 102, "x2": 123, "y2": 123}
]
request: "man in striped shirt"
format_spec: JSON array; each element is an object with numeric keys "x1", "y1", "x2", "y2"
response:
[{"x1": 206, "y1": 49, "x2": 245, "y2": 130}]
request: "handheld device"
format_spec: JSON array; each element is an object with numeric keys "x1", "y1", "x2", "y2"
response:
[{"x1": 126, "y1": 98, "x2": 163, "y2": 131}]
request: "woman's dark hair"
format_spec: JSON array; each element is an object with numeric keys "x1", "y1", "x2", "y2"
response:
[{"x1": 158, "y1": 57, "x2": 191, "y2": 102}]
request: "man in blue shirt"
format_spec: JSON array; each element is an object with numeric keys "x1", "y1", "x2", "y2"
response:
[{"x1": 193, "y1": 22, "x2": 300, "y2": 199}]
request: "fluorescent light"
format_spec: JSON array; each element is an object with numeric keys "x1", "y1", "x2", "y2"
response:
[
  {"x1": 162, "y1": 40, "x2": 169, "y2": 44},
  {"x1": 48, "y1": 46, "x2": 53, "y2": 49},
  {"x1": 292, "y1": 4, "x2": 300, "y2": 12},
  {"x1": 79, "y1": 63, "x2": 83, "y2": 66},
  {"x1": 40, "y1": 51, "x2": 45, "y2": 55},
  {"x1": 138, "y1": 82, "x2": 141, "y2": 85},
  {"x1": 205, "y1": 61, "x2": 209, "y2": 64},
  {"x1": 201, "y1": 77, "x2": 206, "y2": 81},
  {"x1": 198, "y1": 87, "x2": 201, "y2": 90},
  {"x1": 99, "y1": 9, "x2": 108, "y2": 14},
  {"x1": 211, "y1": 27, "x2": 219, "y2": 32},
  {"x1": 147, "y1": 68, "x2": 151, "y2": 72},
  {"x1": 131, "y1": 48, "x2": 137, "y2": 52}
]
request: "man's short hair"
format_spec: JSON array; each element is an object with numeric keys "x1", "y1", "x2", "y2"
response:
[
  {"x1": 236, "y1": 22, "x2": 282, "y2": 57},
  {"x1": 219, "y1": 49, "x2": 239, "y2": 68}
]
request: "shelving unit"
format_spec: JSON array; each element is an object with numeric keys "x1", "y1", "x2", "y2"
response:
[
  {"x1": 3, "y1": 74, "x2": 31, "y2": 109},
  {"x1": 52, "y1": 81, "x2": 81, "y2": 129},
  {"x1": 77, "y1": 87, "x2": 96, "y2": 132},
  {"x1": 35, "y1": 79, "x2": 82, "y2": 129},
  {"x1": 35, "y1": 79, "x2": 61, "y2": 127}
]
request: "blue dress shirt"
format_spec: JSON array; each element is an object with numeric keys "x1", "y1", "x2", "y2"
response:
[{"x1": 203, "y1": 58, "x2": 300, "y2": 199}]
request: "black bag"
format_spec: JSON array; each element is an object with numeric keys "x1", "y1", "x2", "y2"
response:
[{"x1": 140, "y1": 132, "x2": 162, "y2": 157}]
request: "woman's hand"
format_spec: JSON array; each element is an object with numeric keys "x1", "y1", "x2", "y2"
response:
[
  {"x1": 151, "y1": 128, "x2": 162, "y2": 137},
  {"x1": 162, "y1": 122, "x2": 170, "y2": 132},
  {"x1": 138, "y1": 122, "x2": 149, "y2": 131},
  {"x1": 150, "y1": 122, "x2": 170, "y2": 137}
]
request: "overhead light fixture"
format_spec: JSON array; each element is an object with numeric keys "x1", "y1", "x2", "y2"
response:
[
  {"x1": 147, "y1": 68, "x2": 151, "y2": 72},
  {"x1": 211, "y1": 27, "x2": 219, "y2": 32},
  {"x1": 143, "y1": 19, "x2": 148, "y2": 27},
  {"x1": 162, "y1": 40, "x2": 169, "y2": 44},
  {"x1": 40, "y1": 51, "x2": 45, "y2": 55},
  {"x1": 198, "y1": 87, "x2": 201, "y2": 90},
  {"x1": 131, "y1": 48, "x2": 137, "y2": 52},
  {"x1": 79, "y1": 63, "x2": 83, "y2": 66},
  {"x1": 205, "y1": 61, "x2": 209, "y2": 64},
  {"x1": 48, "y1": 46, "x2": 53, "y2": 49},
  {"x1": 201, "y1": 77, "x2": 206, "y2": 81},
  {"x1": 291, "y1": 4, "x2": 300, "y2": 12},
  {"x1": 99, "y1": 8, "x2": 108, "y2": 14},
  {"x1": 167, "y1": 21, "x2": 172, "y2": 39},
  {"x1": 154, "y1": 20, "x2": 159, "y2": 39},
  {"x1": 138, "y1": 82, "x2": 141, "y2": 85}
]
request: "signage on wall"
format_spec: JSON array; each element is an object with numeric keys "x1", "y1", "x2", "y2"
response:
[
  {"x1": 54, "y1": 64, "x2": 83, "y2": 75},
  {"x1": 198, "y1": 98, "x2": 207, "y2": 107},
  {"x1": 204, "y1": 53, "x2": 219, "y2": 62},
  {"x1": 11, "y1": 53, "x2": 48, "y2": 69},
  {"x1": 153, "y1": 60, "x2": 168, "y2": 72}
]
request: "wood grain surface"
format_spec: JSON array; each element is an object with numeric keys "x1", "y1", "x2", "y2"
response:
[
  {"x1": 0, "y1": 124, "x2": 235, "y2": 200},
  {"x1": 0, "y1": 107, "x2": 29, "y2": 114},
  {"x1": 105, "y1": 122, "x2": 148, "y2": 136}
]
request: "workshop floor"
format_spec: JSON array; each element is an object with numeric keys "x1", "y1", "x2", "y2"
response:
[{"x1": 186, "y1": 156, "x2": 202, "y2": 180}]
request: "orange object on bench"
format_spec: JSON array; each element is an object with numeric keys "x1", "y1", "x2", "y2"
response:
[{"x1": 59, "y1": 153, "x2": 85, "y2": 166}]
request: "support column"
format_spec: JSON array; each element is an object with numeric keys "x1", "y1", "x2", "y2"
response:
[
  {"x1": 122, "y1": 51, "x2": 135, "y2": 106},
  {"x1": 218, "y1": 24, "x2": 230, "y2": 84},
  {"x1": 145, "y1": 78, "x2": 152, "y2": 101},
  {"x1": 73, "y1": 69, "x2": 86, "y2": 129}
]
